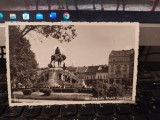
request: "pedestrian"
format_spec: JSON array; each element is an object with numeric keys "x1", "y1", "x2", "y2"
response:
[
  {"x1": 151, "y1": 0, "x2": 159, "y2": 11},
  {"x1": 116, "y1": 0, "x2": 127, "y2": 11}
]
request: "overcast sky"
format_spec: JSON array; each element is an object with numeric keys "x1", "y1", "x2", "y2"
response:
[
  {"x1": 0, "y1": 27, "x2": 5, "y2": 46},
  {"x1": 22, "y1": 24, "x2": 137, "y2": 68}
]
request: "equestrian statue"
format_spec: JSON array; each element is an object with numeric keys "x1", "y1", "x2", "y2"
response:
[{"x1": 50, "y1": 47, "x2": 66, "y2": 68}]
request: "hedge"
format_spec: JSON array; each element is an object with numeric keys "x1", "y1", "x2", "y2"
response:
[{"x1": 23, "y1": 89, "x2": 32, "y2": 95}]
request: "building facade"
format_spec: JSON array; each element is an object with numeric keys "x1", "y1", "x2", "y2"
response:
[
  {"x1": 75, "y1": 66, "x2": 87, "y2": 79},
  {"x1": 108, "y1": 49, "x2": 134, "y2": 85},
  {"x1": 85, "y1": 66, "x2": 99, "y2": 80},
  {"x1": 66, "y1": 66, "x2": 77, "y2": 74},
  {"x1": 95, "y1": 65, "x2": 108, "y2": 81}
]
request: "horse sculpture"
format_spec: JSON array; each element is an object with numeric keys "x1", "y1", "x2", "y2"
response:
[
  {"x1": 50, "y1": 54, "x2": 66, "y2": 68},
  {"x1": 50, "y1": 47, "x2": 66, "y2": 68}
]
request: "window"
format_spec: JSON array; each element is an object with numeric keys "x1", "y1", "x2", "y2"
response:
[
  {"x1": 124, "y1": 64, "x2": 127, "y2": 72},
  {"x1": 116, "y1": 80, "x2": 120, "y2": 83},
  {"x1": 123, "y1": 74, "x2": 127, "y2": 78},
  {"x1": 109, "y1": 58, "x2": 112, "y2": 62},
  {"x1": 110, "y1": 65, "x2": 114, "y2": 72},
  {"x1": 115, "y1": 65, "x2": 121, "y2": 74},
  {"x1": 111, "y1": 69, "x2": 114, "y2": 72}
]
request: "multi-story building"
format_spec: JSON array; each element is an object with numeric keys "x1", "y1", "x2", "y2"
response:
[
  {"x1": 85, "y1": 66, "x2": 99, "y2": 80},
  {"x1": 75, "y1": 66, "x2": 87, "y2": 79},
  {"x1": 95, "y1": 65, "x2": 108, "y2": 81},
  {"x1": 84, "y1": 66, "x2": 99, "y2": 86},
  {"x1": 108, "y1": 49, "x2": 134, "y2": 85},
  {"x1": 66, "y1": 66, "x2": 77, "y2": 74}
]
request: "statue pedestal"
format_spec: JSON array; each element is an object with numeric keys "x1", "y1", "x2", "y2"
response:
[{"x1": 48, "y1": 68, "x2": 64, "y2": 87}]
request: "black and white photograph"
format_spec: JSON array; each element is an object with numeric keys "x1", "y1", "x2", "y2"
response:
[
  {"x1": 6, "y1": 22, "x2": 139, "y2": 106},
  {"x1": 0, "y1": 0, "x2": 160, "y2": 11}
]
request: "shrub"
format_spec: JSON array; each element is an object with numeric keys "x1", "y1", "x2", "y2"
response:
[
  {"x1": 78, "y1": 88, "x2": 93, "y2": 93},
  {"x1": 39, "y1": 88, "x2": 45, "y2": 92},
  {"x1": 23, "y1": 89, "x2": 32, "y2": 95},
  {"x1": 40, "y1": 88, "x2": 51, "y2": 96},
  {"x1": 31, "y1": 88, "x2": 37, "y2": 92},
  {"x1": 53, "y1": 88, "x2": 75, "y2": 93}
]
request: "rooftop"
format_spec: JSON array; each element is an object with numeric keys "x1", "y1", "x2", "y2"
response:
[
  {"x1": 66, "y1": 66, "x2": 77, "y2": 71},
  {"x1": 97, "y1": 65, "x2": 108, "y2": 73},
  {"x1": 75, "y1": 67, "x2": 87, "y2": 73},
  {"x1": 85, "y1": 66, "x2": 99, "y2": 75},
  {"x1": 109, "y1": 49, "x2": 134, "y2": 57}
]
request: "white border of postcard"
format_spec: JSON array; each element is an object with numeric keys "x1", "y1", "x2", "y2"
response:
[
  {"x1": 0, "y1": 23, "x2": 5, "y2": 43},
  {"x1": 5, "y1": 22, "x2": 139, "y2": 106}
]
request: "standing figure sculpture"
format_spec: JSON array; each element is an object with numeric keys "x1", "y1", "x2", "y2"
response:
[{"x1": 50, "y1": 47, "x2": 66, "y2": 68}]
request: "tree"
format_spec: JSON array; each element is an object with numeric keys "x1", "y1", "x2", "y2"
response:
[
  {"x1": 92, "y1": 80, "x2": 104, "y2": 98},
  {"x1": 9, "y1": 25, "x2": 77, "y2": 44},
  {"x1": 9, "y1": 25, "x2": 77, "y2": 94},
  {"x1": 10, "y1": 27, "x2": 38, "y2": 90}
]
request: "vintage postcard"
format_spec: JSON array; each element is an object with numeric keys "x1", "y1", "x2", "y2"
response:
[{"x1": 6, "y1": 22, "x2": 139, "y2": 106}]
